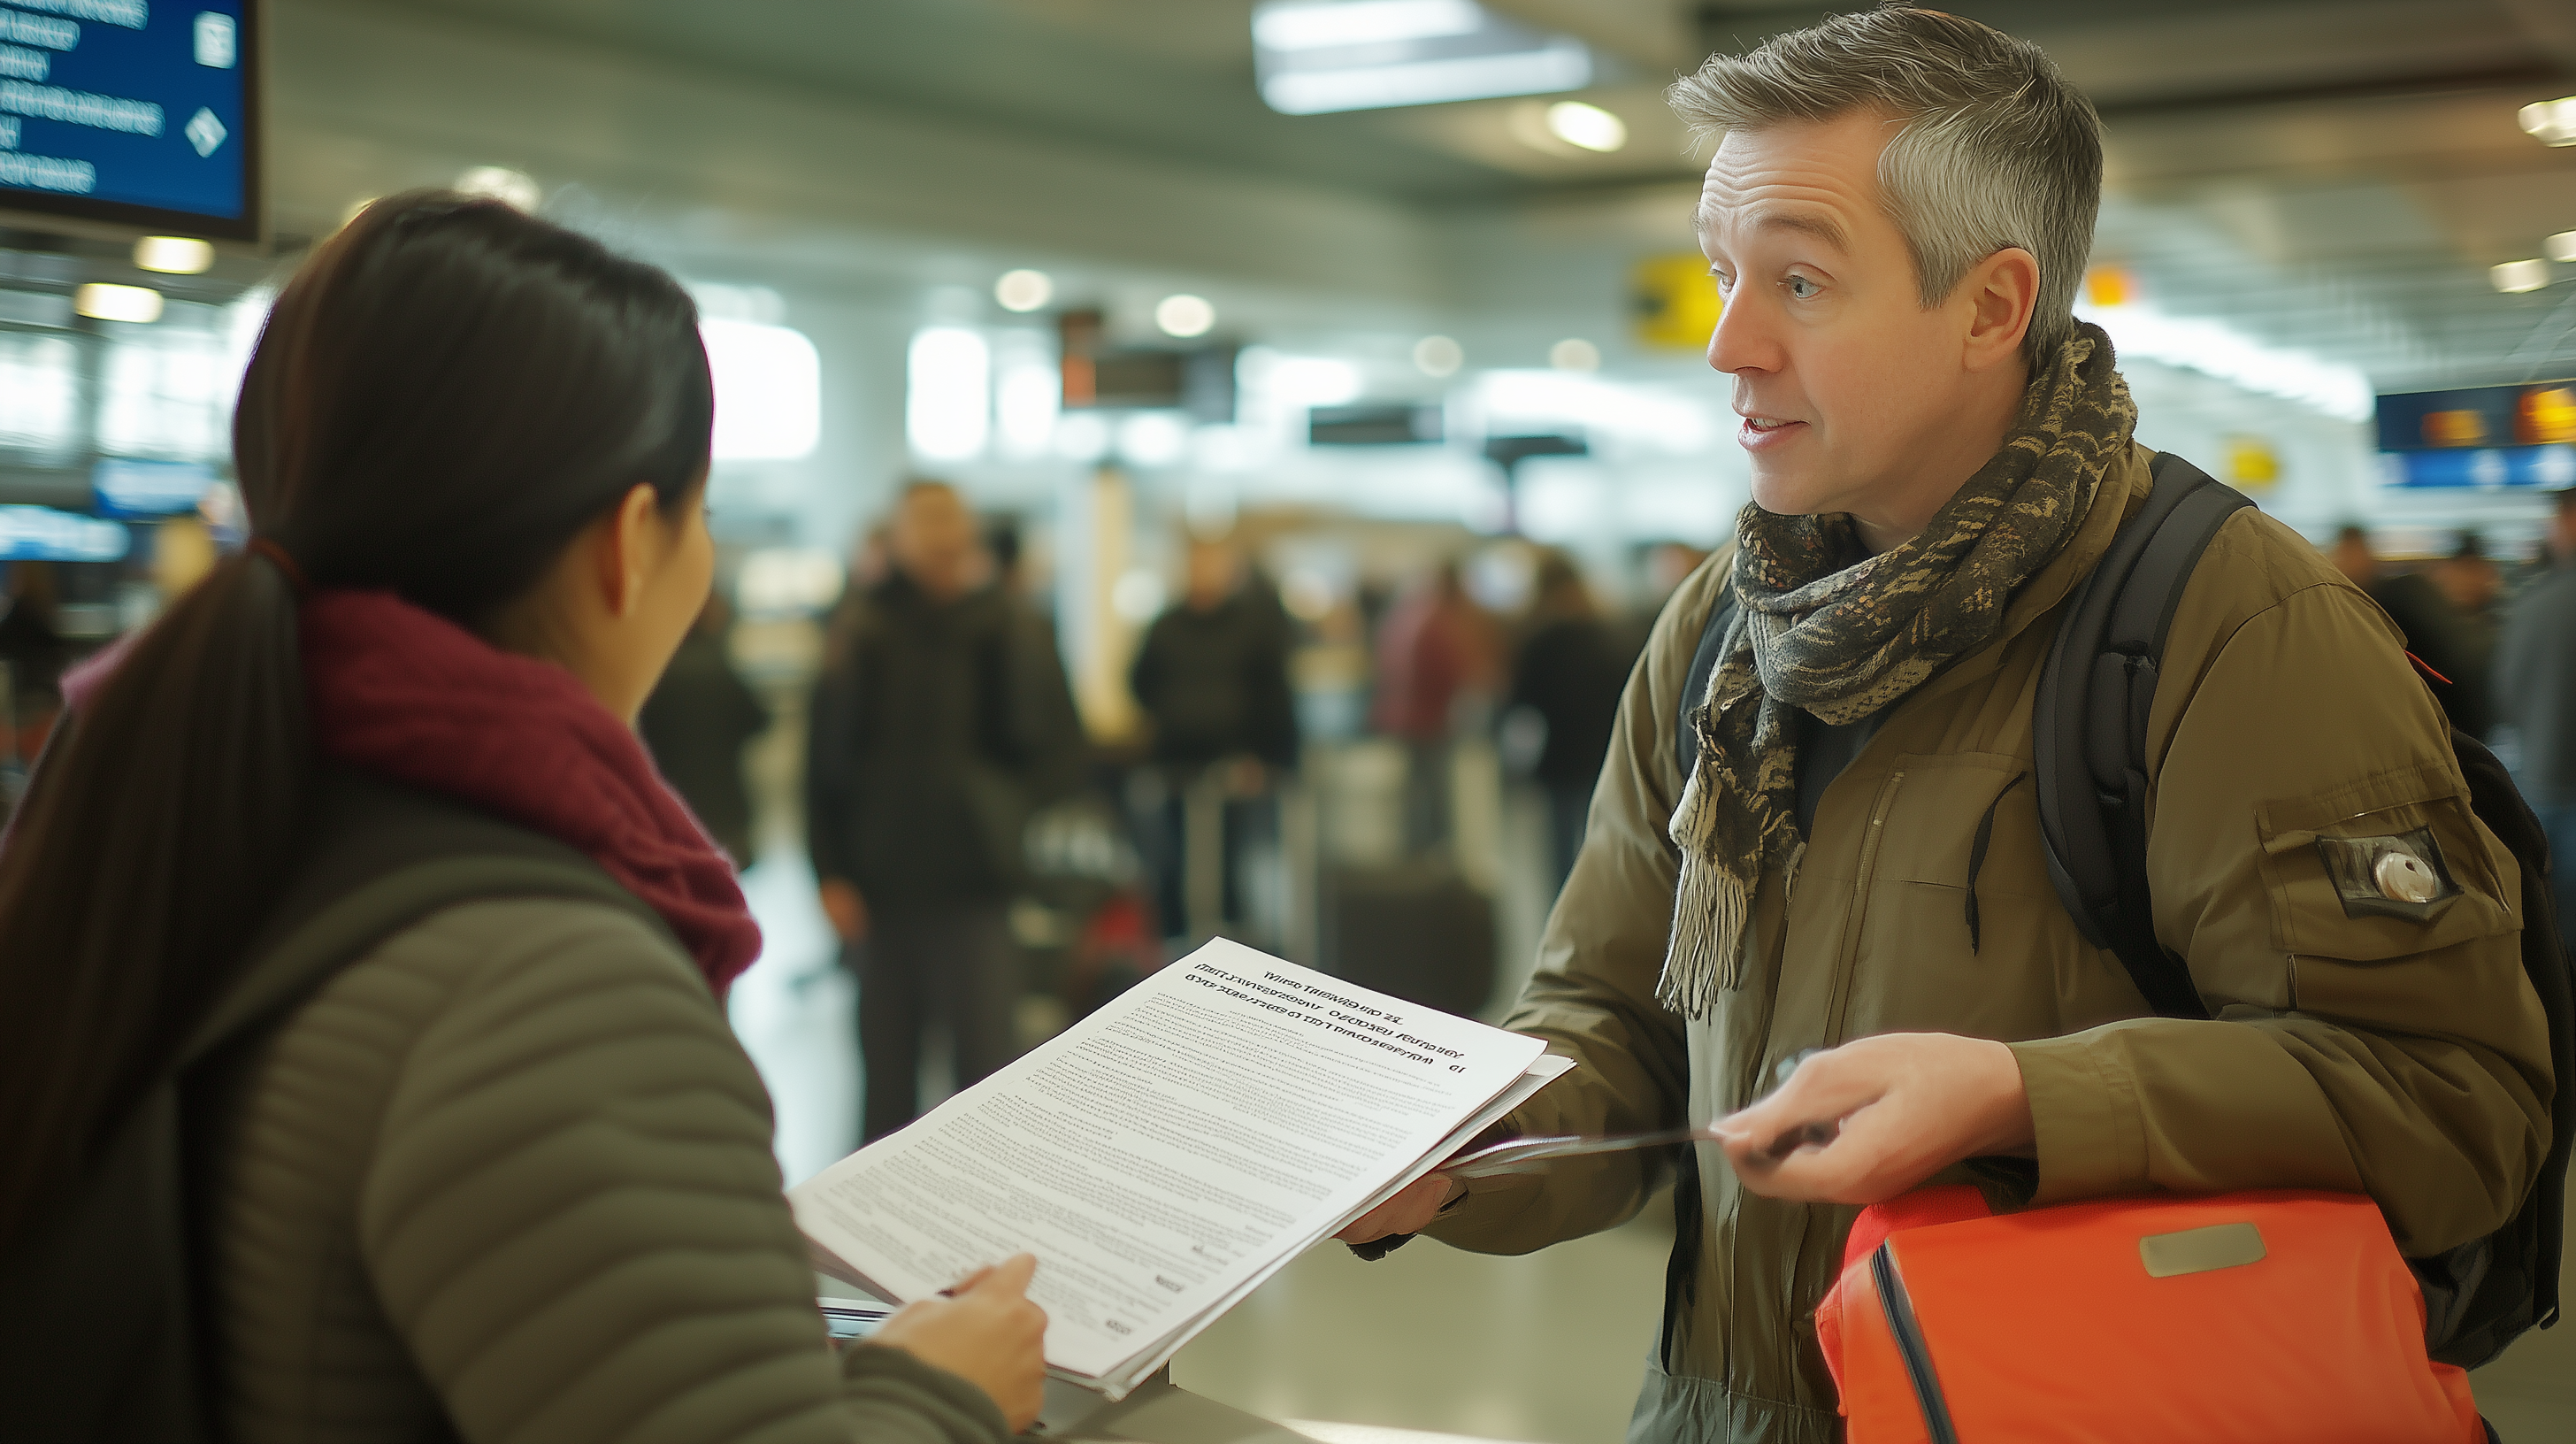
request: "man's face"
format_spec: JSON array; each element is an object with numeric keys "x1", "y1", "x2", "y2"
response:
[
  {"x1": 891, "y1": 487, "x2": 981, "y2": 601},
  {"x1": 1699, "y1": 110, "x2": 2012, "y2": 529}
]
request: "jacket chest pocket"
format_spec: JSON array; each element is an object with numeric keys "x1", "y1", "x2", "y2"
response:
[
  {"x1": 1852, "y1": 751, "x2": 2030, "y2": 891},
  {"x1": 1827, "y1": 752, "x2": 2120, "y2": 1040}
]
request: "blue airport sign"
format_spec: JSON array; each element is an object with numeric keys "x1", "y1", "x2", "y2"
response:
[
  {"x1": 0, "y1": 504, "x2": 128, "y2": 562},
  {"x1": 92, "y1": 457, "x2": 213, "y2": 516},
  {"x1": 0, "y1": 1, "x2": 257, "y2": 236},
  {"x1": 2380, "y1": 445, "x2": 2576, "y2": 490}
]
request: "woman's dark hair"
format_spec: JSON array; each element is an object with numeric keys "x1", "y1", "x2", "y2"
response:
[{"x1": 0, "y1": 191, "x2": 713, "y2": 1244}]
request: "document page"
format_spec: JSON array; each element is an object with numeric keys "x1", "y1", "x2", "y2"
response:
[{"x1": 790, "y1": 938, "x2": 1549, "y2": 1391}]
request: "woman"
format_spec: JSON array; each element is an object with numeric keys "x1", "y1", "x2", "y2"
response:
[{"x1": 0, "y1": 193, "x2": 1045, "y2": 1443}]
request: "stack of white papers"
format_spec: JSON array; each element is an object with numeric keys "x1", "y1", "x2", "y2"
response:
[{"x1": 791, "y1": 938, "x2": 1571, "y2": 1400}]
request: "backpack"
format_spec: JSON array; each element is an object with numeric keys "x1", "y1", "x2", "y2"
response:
[
  {"x1": 2035, "y1": 452, "x2": 2573, "y2": 1368},
  {"x1": 0, "y1": 770, "x2": 677, "y2": 1440},
  {"x1": 1676, "y1": 453, "x2": 2575, "y2": 1369}
]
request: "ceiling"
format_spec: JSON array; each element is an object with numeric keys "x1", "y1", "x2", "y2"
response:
[{"x1": 366, "y1": 0, "x2": 2576, "y2": 388}]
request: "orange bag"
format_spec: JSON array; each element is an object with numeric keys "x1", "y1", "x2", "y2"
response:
[{"x1": 1814, "y1": 1187, "x2": 2487, "y2": 1444}]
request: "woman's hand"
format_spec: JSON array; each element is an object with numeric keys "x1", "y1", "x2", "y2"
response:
[{"x1": 870, "y1": 1254, "x2": 1049, "y2": 1431}]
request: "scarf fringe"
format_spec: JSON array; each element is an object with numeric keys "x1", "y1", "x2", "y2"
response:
[{"x1": 1660, "y1": 849, "x2": 1744, "y2": 1018}]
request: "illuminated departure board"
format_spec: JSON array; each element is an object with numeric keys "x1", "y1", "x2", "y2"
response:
[{"x1": 0, "y1": 1, "x2": 257, "y2": 239}]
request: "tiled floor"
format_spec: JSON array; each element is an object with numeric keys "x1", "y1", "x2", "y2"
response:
[{"x1": 735, "y1": 823, "x2": 2576, "y2": 1443}]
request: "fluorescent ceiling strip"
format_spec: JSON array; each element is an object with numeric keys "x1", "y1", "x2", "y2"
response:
[
  {"x1": 1254, "y1": 0, "x2": 1484, "y2": 53},
  {"x1": 1261, "y1": 41, "x2": 1591, "y2": 114},
  {"x1": 2077, "y1": 300, "x2": 2375, "y2": 421}
]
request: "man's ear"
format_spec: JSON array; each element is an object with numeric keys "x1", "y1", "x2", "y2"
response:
[{"x1": 1962, "y1": 247, "x2": 2040, "y2": 371}]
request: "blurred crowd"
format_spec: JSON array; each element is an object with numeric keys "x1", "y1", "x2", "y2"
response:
[
  {"x1": 626, "y1": 483, "x2": 2576, "y2": 1138},
  {"x1": 13, "y1": 483, "x2": 2572, "y2": 1148}
]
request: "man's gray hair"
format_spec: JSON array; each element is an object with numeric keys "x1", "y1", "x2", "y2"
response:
[{"x1": 1669, "y1": 4, "x2": 2103, "y2": 365}]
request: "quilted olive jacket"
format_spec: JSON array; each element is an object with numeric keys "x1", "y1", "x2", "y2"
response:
[{"x1": 200, "y1": 892, "x2": 1009, "y2": 1444}]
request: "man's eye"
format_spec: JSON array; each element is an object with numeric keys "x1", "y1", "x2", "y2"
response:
[{"x1": 1786, "y1": 274, "x2": 1820, "y2": 299}]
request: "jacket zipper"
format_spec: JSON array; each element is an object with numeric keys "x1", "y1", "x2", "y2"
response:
[
  {"x1": 1871, "y1": 1242, "x2": 1959, "y2": 1444},
  {"x1": 1823, "y1": 769, "x2": 1906, "y2": 1042}
]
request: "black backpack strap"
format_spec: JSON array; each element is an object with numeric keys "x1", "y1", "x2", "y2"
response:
[{"x1": 2034, "y1": 453, "x2": 2251, "y2": 1019}]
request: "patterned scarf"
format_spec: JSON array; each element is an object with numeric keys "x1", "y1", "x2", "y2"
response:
[{"x1": 1660, "y1": 321, "x2": 2136, "y2": 1018}]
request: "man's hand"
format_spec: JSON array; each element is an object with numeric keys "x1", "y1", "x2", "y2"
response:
[
  {"x1": 870, "y1": 1254, "x2": 1049, "y2": 1432},
  {"x1": 1710, "y1": 1033, "x2": 2032, "y2": 1205},
  {"x1": 817, "y1": 879, "x2": 870, "y2": 943},
  {"x1": 1334, "y1": 1174, "x2": 1460, "y2": 1245}
]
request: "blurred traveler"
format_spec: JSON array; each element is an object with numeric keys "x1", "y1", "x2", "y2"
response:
[
  {"x1": 807, "y1": 480, "x2": 1084, "y2": 1142},
  {"x1": 1130, "y1": 538, "x2": 1300, "y2": 936},
  {"x1": 2497, "y1": 490, "x2": 2576, "y2": 927},
  {"x1": 1370, "y1": 557, "x2": 1495, "y2": 854},
  {"x1": 1338, "y1": 13, "x2": 2549, "y2": 1442},
  {"x1": 0, "y1": 193, "x2": 1043, "y2": 1441},
  {"x1": 0, "y1": 561, "x2": 67, "y2": 761},
  {"x1": 2331, "y1": 524, "x2": 2492, "y2": 737},
  {"x1": 1506, "y1": 551, "x2": 1628, "y2": 892},
  {"x1": 1621, "y1": 539, "x2": 1711, "y2": 657},
  {"x1": 639, "y1": 591, "x2": 772, "y2": 867},
  {"x1": 2435, "y1": 530, "x2": 2504, "y2": 655}
]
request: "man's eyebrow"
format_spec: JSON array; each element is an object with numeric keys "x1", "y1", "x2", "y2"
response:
[{"x1": 1695, "y1": 204, "x2": 1851, "y2": 255}]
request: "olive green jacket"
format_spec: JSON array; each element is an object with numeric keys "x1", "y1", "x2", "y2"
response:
[
  {"x1": 201, "y1": 894, "x2": 1012, "y2": 1444},
  {"x1": 1424, "y1": 443, "x2": 2555, "y2": 1443}
]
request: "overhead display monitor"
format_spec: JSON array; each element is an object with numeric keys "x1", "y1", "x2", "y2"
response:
[{"x1": 0, "y1": 1, "x2": 259, "y2": 241}]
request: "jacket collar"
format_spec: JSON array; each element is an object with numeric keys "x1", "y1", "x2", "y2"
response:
[{"x1": 1896, "y1": 439, "x2": 2158, "y2": 713}]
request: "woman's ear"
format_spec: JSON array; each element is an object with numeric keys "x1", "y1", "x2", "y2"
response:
[
  {"x1": 1963, "y1": 247, "x2": 2040, "y2": 371},
  {"x1": 596, "y1": 482, "x2": 661, "y2": 620}
]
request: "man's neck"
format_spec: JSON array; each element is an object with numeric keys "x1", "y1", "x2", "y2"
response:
[{"x1": 1851, "y1": 362, "x2": 2032, "y2": 555}]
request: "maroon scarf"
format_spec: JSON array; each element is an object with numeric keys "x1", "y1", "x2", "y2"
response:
[{"x1": 65, "y1": 590, "x2": 762, "y2": 994}]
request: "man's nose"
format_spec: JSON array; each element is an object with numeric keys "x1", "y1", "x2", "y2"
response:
[{"x1": 1706, "y1": 293, "x2": 1775, "y2": 378}]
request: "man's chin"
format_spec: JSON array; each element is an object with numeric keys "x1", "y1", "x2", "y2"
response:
[{"x1": 1747, "y1": 465, "x2": 1839, "y2": 519}]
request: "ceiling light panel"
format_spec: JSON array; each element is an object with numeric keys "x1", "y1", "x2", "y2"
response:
[
  {"x1": 1253, "y1": 0, "x2": 1593, "y2": 115},
  {"x1": 2519, "y1": 97, "x2": 2576, "y2": 147}
]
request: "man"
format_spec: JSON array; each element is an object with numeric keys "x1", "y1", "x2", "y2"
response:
[
  {"x1": 2497, "y1": 491, "x2": 2576, "y2": 927},
  {"x1": 2331, "y1": 523, "x2": 2490, "y2": 737},
  {"x1": 1506, "y1": 549, "x2": 1628, "y2": 894},
  {"x1": 1129, "y1": 537, "x2": 1299, "y2": 940},
  {"x1": 1370, "y1": 558, "x2": 1496, "y2": 855},
  {"x1": 1340, "y1": 10, "x2": 2551, "y2": 1443},
  {"x1": 807, "y1": 480, "x2": 1085, "y2": 1141},
  {"x1": 639, "y1": 593, "x2": 770, "y2": 867}
]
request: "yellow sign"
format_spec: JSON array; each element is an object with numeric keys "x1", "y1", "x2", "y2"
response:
[
  {"x1": 2223, "y1": 434, "x2": 2280, "y2": 490},
  {"x1": 2084, "y1": 265, "x2": 2136, "y2": 309},
  {"x1": 1631, "y1": 252, "x2": 1722, "y2": 350},
  {"x1": 2519, "y1": 386, "x2": 2576, "y2": 444}
]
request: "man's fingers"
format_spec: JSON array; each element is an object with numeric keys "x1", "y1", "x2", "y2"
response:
[
  {"x1": 1336, "y1": 1174, "x2": 1452, "y2": 1243},
  {"x1": 970, "y1": 1253, "x2": 1039, "y2": 1295}
]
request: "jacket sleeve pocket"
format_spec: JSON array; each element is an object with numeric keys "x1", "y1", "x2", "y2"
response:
[{"x1": 2254, "y1": 761, "x2": 2518, "y2": 964}]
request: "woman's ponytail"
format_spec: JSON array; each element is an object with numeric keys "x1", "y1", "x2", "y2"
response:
[{"x1": 0, "y1": 549, "x2": 310, "y2": 1245}]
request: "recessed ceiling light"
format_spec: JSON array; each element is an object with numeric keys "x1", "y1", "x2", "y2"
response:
[
  {"x1": 1155, "y1": 294, "x2": 1215, "y2": 338},
  {"x1": 2492, "y1": 258, "x2": 2552, "y2": 294},
  {"x1": 454, "y1": 165, "x2": 541, "y2": 211},
  {"x1": 2547, "y1": 231, "x2": 2576, "y2": 265},
  {"x1": 134, "y1": 236, "x2": 213, "y2": 274},
  {"x1": 1545, "y1": 101, "x2": 1626, "y2": 153},
  {"x1": 2520, "y1": 97, "x2": 2576, "y2": 146},
  {"x1": 1414, "y1": 334, "x2": 1463, "y2": 376},
  {"x1": 1549, "y1": 337, "x2": 1599, "y2": 371},
  {"x1": 995, "y1": 269, "x2": 1053, "y2": 312},
  {"x1": 76, "y1": 282, "x2": 163, "y2": 323}
]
